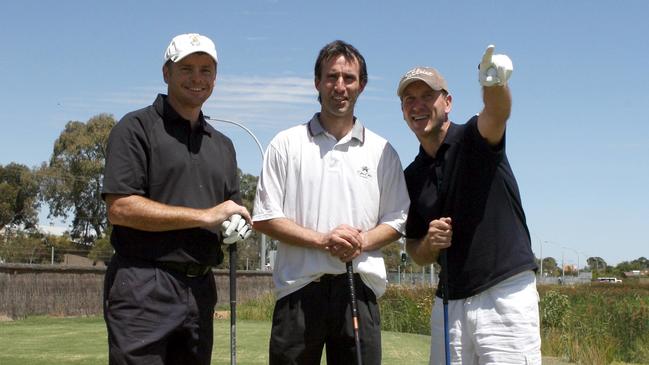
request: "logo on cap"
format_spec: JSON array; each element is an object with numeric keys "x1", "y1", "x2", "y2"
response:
[{"x1": 404, "y1": 67, "x2": 436, "y2": 79}]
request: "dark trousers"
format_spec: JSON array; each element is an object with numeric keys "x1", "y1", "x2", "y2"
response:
[
  {"x1": 103, "y1": 255, "x2": 217, "y2": 365},
  {"x1": 269, "y1": 274, "x2": 381, "y2": 365}
]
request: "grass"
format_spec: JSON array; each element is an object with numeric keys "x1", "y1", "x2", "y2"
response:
[
  {"x1": 0, "y1": 316, "x2": 430, "y2": 365},
  {"x1": 538, "y1": 283, "x2": 649, "y2": 364}
]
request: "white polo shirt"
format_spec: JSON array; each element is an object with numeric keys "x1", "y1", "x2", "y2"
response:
[{"x1": 253, "y1": 113, "x2": 410, "y2": 300}]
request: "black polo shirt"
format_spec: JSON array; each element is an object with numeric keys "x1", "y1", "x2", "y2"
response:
[
  {"x1": 405, "y1": 116, "x2": 537, "y2": 300},
  {"x1": 102, "y1": 94, "x2": 241, "y2": 265}
]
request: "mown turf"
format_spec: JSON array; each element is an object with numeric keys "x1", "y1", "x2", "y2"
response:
[{"x1": 0, "y1": 316, "x2": 430, "y2": 364}]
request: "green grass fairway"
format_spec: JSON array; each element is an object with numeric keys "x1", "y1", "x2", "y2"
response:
[{"x1": 0, "y1": 316, "x2": 430, "y2": 364}]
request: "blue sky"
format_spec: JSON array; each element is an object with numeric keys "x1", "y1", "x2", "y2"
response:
[{"x1": 2, "y1": 0, "x2": 647, "y2": 267}]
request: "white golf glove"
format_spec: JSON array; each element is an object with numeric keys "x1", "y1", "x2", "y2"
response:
[
  {"x1": 479, "y1": 45, "x2": 513, "y2": 87},
  {"x1": 220, "y1": 214, "x2": 252, "y2": 244}
]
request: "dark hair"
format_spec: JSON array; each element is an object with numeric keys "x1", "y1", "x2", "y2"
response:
[{"x1": 314, "y1": 40, "x2": 368, "y2": 85}]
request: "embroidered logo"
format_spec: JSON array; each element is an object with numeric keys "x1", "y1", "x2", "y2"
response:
[{"x1": 358, "y1": 166, "x2": 372, "y2": 179}]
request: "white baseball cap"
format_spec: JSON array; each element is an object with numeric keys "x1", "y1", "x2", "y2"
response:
[{"x1": 164, "y1": 33, "x2": 218, "y2": 64}]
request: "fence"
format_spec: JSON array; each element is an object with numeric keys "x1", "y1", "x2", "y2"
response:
[
  {"x1": 387, "y1": 271, "x2": 439, "y2": 286},
  {"x1": 0, "y1": 263, "x2": 273, "y2": 319}
]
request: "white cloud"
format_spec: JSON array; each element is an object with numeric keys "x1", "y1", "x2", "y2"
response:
[{"x1": 60, "y1": 75, "x2": 319, "y2": 130}]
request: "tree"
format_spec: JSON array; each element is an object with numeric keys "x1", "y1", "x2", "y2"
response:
[
  {"x1": 631, "y1": 256, "x2": 649, "y2": 269},
  {"x1": 238, "y1": 169, "x2": 258, "y2": 212},
  {"x1": 541, "y1": 257, "x2": 559, "y2": 276},
  {"x1": 587, "y1": 257, "x2": 607, "y2": 272},
  {"x1": 89, "y1": 225, "x2": 113, "y2": 263},
  {"x1": 40, "y1": 114, "x2": 116, "y2": 244},
  {"x1": 218, "y1": 169, "x2": 261, "y2": 269},
  {"x1": 0, "y1": 163, "x2": 40, "y2": 232},
  {"x1": 614, "y1": 257, "x2": 649, "y2": 275}
]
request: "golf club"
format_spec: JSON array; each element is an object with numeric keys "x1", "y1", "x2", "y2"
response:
[
  {"x1": 440, "y1": 249, "x2": 450, "y2": 365},
  {"x1": 346, "y1": 261, "x2": 363, "y2": 365},
  {"x1": 229, "y1": 243, "x2": 237, "y2": 365},
  {"x1": 434, "y1": 160, "x2": 453, "y2": 365}
]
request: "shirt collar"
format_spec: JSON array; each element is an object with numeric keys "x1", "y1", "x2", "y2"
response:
[
  {"x1": 153, "y1": 94, "x2": 211, "y2": 135},
  {"x1": 416, "y1": 121, "x2": 461, "y2": 163},
  {"x1": 307, "y1": 113, "x2": 365, "y2": 143}
]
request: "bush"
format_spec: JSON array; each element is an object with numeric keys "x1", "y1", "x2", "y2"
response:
[
  {"x1": 379, "y1": 285, "x2": 434, "y2": 335},
  {"x1": 538, "y1": 283, "x2": 649, "y2": 364},
  {"x1": 237, "y1": 292, "x2": 275, "y2": 321},
  {"x1": 540, "y1": 290, "x2": 569, "y2": 329}
]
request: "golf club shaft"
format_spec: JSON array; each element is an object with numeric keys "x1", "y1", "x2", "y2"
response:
[
  {"x1": 346, "y1": 261, "x2": 363, "y2": 365},
  {"x1": 229, "y1": 244, "x2": 237, "y2": 365},
  {"x1": 440, "y1": 249, "x2": 450, "y2": 365}
]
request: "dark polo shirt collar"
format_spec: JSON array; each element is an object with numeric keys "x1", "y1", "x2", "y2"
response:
[
  {"x1": 415, "y1": 121, "x2": 462, "y2": 164},
  {"x1": 153, "y1": 94, "x2": 211, "y2": 136}
]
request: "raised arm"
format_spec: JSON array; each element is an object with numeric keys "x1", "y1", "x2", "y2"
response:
[{"x1": 477, "y1": 45, "x2": 513, "y2": 145}]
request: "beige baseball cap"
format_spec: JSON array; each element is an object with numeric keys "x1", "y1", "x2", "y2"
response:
[
  {"x1": 164, "y1": 33, "x2": 218, "y2": 64},
  {"x1": 397, "y1": 66, "x2": 448, "y2": 98}
]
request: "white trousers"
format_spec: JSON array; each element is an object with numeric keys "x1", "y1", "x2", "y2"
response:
[{"x1": 429, "y1": 271, "x2": 541, "y2": 365}]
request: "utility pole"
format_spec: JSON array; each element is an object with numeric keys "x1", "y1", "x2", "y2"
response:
[
  {"x1": 539, "y1": 240, "x2": 543, "y2": 283},
  {"x1": 561, "y1": 251, "x2": 565, "y2": 284}
]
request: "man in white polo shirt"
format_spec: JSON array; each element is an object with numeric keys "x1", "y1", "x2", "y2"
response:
[{"x1": 253, "y1": 40, "x2": 410, "y2": 365}]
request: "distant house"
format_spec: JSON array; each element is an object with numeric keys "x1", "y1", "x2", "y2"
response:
[{"x1": 623, "y1": 270, "x2": 649, "y2": 278}]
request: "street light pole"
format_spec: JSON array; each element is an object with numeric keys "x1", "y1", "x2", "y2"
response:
[
  {"x1": 205, "y1": 116, "x2": 267, "y2": 270},
  {"x1": 539, "y1": 240, "x2": 543, "y2": 283},
  {"x1": 561, "y1": 251, "x2": 565, "y2": 283}
]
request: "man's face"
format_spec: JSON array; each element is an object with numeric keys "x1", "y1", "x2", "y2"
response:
[
  {"x1": 315, "y1": 55, "x2": 366, "y2": 119},
  {"x1": 401, "y1": 80, "x2": 452, "y2": 138},
  {"x1": 163, "y1": 53, "x2": 217, "y2": 111}
]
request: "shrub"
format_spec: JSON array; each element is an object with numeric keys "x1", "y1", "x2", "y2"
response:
[
  {"x1": 237, "y1": 292, "x2": 275, "y2": 321},
  {"x1": 538, "y1": 283, "x2": 649, "y2": 364},
  {"x1": 540, "y1": 290, "x2": 570, "y2": 329},
  {"x1": 379, "y1": 285, "x2": 434, "y2": 335}
]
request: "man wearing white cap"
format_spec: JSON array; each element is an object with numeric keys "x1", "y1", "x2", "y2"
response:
[
  {"x1": 102, "y1": 33, "x2": 251, "y2": 365},
  {"x1": 398, "y1": 46, "x2": 541, "y2": 364}
]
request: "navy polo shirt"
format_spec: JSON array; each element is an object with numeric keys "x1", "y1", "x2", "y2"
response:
[
  {"x1": 404, "y1": 116, "x2": 537, "y2": 300},
  {"x1": 102, "y1": 94, "x2": 241, "y2": 265}
]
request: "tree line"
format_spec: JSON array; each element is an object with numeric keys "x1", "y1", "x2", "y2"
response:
[{"x1": 1, "y1": 114, "x2": 647, "y2": 277}]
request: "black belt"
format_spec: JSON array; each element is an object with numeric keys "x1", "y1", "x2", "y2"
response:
[
  {"x1": 156, "y1": 261, "x2": 212, "y2": 277},
  {"x1": 313, "y1": 273, "x2": 360, "y2": 282}
]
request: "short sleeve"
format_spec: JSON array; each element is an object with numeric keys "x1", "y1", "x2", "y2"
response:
[
  {"x1": 102, "y1": 117, "x2": 149, "y2": 199},
  {"x1": 377, "y1": 143, "x2": 410, "y2": 234},
  {"x1": 252, "y1": 140, "x2": 288, "y2": 222}
]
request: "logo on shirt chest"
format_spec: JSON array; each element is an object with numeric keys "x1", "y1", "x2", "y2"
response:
[{"x1": 357, "y1": 166, "x2": 372, "y2": 179}]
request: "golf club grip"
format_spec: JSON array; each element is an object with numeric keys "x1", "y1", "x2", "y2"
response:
[
  {"x1": 229, "y1": 244, "x2": 237, "y2": 365},
  {"x1": 346, "y1": 262, "x2": 363, "y2": 365}
]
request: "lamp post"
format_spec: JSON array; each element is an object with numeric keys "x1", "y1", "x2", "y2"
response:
[
  {"x1": 539, "y1": 240, "x2": 549, "y2": 283},
  {"x1": 205, "y1": 116, "x2": 267, "y2": 270},
  {"x1": 565, "y1": 247, "x2": 580, "y2": 279},
  {"x1": 561, "y1": 251, "x2": 565, "y2": 284}
]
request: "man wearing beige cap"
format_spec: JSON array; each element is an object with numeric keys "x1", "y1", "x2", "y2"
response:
[
  {"x1": 399, "y1": 46, "x2": 541, "y2": 364},
  {"x1": 102, "y1": 33, "x2": 251, "y2": 365}
]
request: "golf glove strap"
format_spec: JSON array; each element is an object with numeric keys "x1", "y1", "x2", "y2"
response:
[
  {"x1": 479, "y1": 44, "x2": 513, "y2": 87},
  {"x1": 221, "y1": 214, "x2": 252, "y2": 244}
]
